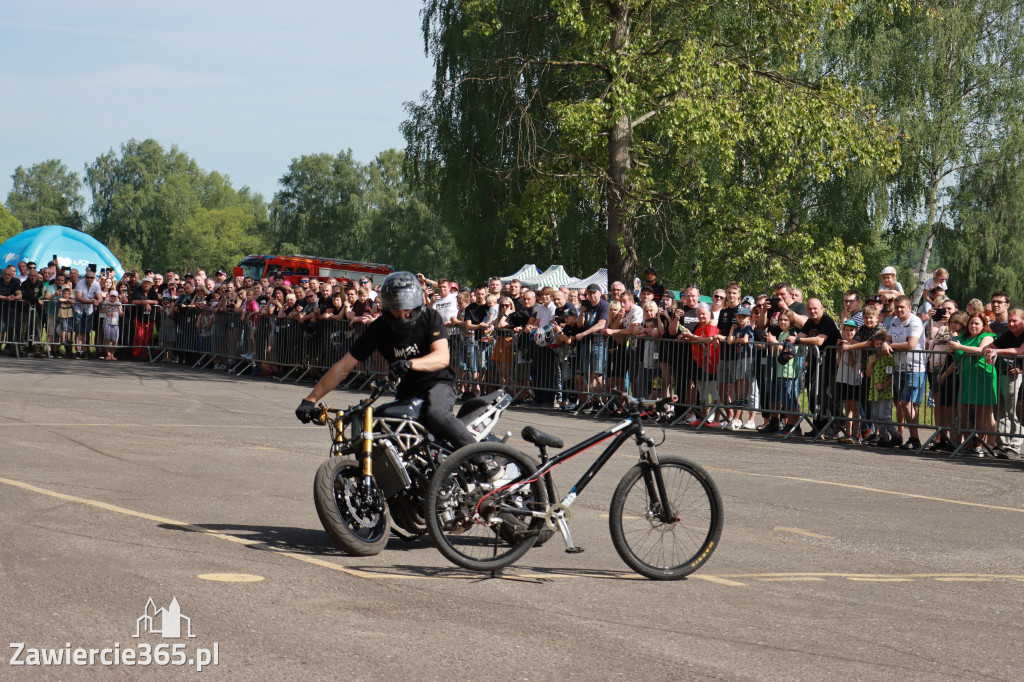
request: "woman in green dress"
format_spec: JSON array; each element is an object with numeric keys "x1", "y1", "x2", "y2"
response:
[{"x1": 949, "y1": 313, "x2": 997, "y2": 455}]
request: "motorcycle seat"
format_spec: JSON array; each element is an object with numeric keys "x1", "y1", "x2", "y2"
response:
[{"x1": 521, "y1": 426, "x2": 563, "y2": 450}]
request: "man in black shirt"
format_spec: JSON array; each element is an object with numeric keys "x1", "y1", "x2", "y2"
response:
[
  {"x1": 642, "y1": 267, "x2": 666, "y2": 303},
  {"x1": 0, "y1": 265, "x2": 24, "y2": 355},
  {"x1": 20, "y1": 268, "x2": 46, "y2": 356},
  {"x1": 793, "y1": 298, "x2": 841, "y2": 436},
  {"x1": 984, "y1": 308, "x2": 1024, "y2": 458},
  {"x1": 295, "y1": 271, "x2": 479, "y2": 452}
]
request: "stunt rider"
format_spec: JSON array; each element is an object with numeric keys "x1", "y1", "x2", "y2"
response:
[{"x1": 295, "y1": 271, "x2": 484, "y2": 456}]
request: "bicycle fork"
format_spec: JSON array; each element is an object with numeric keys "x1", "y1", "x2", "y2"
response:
[{"x1": 642, "y1": 450, "x2": 679, "y2": 523}]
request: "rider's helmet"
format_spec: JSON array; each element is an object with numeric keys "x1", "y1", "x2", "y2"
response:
[{"x1": 378, "y1": 271, "x2": 424, "y2": 335}]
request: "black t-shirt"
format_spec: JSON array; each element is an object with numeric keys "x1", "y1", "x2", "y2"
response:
[
  {"x1": 993, "y1": 329, "x2": 1024, "y2": 370},
  {"x1": 801, "y1": 313, "x2": 841, "y2": 350},
  {"x1": 718, "y1": 305, "x2": 739, "y2": 359},
  {"x1": 20, "y1": 279, "x2": 45, "y2": 305},
  {"x1": 675, "y1": 305, "x2": 700, "y2": 337},
  {"x1": 349, "y1": 307, "x2": 455, "y2": 399},
  {"x1": 647, "y1": 281, "x2": 666, "y2": 302},
  {"x1": 465, "y1": 302, "x2": 489, "y2": 339},
  {"x1": 130, "y1": 285, "x2": 161, "y2": 319},
  {"x1": 554, "y1": 302, "x2": 578, "y2": 324},
  {"x1": 990, "y1": 320, "x2": 1010, "y2": 337},
  {"x1": 0, "y1": 276, "x2": 21, "y2": 300}
]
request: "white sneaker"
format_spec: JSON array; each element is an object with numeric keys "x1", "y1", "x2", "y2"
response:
[
  {"x1": 732, "y1": 419, "x2": 743, "y2": 430},
  {"x1": 743, "y1": 419, "x2": 756, "y2": 430},
  {"x1": 685, "y1": 415, "x2": 699, "y2": 426},
  {"x1": 720, "y1": 420, "x2": 732, "y2": 430}
]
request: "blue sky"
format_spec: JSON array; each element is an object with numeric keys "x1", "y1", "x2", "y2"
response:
[{"x1": 0, "y1": 1, "x2": 435, "y2": 207}]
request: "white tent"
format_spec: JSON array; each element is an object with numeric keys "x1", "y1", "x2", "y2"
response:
[
  {"x1": 570, "y1": 268, "x2": 608, "y2": 293},
  {"x1": 500, "y1": 263, "x2": 541, "y2": 283},
  {"x1": 519, "y1": 264, "x2": 579, "y2": 289}
]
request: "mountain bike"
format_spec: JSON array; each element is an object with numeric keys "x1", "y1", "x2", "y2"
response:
[{"x1": 424, "y1": 395, "x2": 723, "y2": 579}]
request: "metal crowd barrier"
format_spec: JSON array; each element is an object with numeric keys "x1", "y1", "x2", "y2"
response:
[{"x1": 10, "y1": 305, "x2": 1024, "y2": 458}]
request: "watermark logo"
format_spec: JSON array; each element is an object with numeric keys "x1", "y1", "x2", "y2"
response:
[
  {"x1": 10, "y1": 597, "x2": 218, "y2": 671},
  {"x1": 135, "y1": 597, "x2": 195, "y2": 639}
]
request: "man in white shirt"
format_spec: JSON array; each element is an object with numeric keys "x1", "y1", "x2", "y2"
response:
[
  {"x1": 432, "y1": 278, "x2": 459, "y2": 337},
  {"x1": 882, "y1": 295, "x2": 926, "y2": 450},
  {"x1": 73, "y1": 268, "x2": 103, "y2": 358}
]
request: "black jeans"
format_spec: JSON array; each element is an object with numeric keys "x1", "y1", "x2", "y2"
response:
[{"x1": 420, "y1": 382, "x2": 475, "y2": 449}]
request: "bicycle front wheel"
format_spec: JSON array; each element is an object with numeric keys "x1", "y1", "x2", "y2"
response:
[
  {"x1": 609, "y1": 456, "x2": 723, "y2": 580},
  {"x1": 425, "y1": 443, "x2": 547, "y2": 572}
]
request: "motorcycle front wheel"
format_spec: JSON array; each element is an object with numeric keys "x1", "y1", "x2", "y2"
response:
[{"x1": 314, "y1": 457, "x2": 391, "y2": 556}]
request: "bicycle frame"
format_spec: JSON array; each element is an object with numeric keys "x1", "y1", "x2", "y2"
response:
[{"x1": 496, "y1": 414, "x2": 677, "y2": 547}]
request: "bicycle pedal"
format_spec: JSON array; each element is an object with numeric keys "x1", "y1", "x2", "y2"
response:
[{"x1": 564, "y1": 547, "x2": 584, "y2": 554}]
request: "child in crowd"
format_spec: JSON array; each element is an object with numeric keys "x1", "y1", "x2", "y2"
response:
[
  {"x1": 99, "y1": 292, "x2": 122, "y2": 360},
  {"x1": 770, "y1": 312, "x2": 800, "y2": 434},
  {"x1": 725, "y1": 306, "x2": 755, "y2": 429},
  {"x1": 57, "y1": 285, "x2": 75, "y2": 356},
  {"x1": 836, "y1": 319, "x2": 863, "y2": 444},
  {"x1": 878, "y1": 266, "x2": 904, "y2": 297},
  {"x1": 867, "y1": 330, "x2": 900, "y2": 447}
]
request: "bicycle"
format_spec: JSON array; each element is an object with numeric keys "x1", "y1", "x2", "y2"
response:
[{"x1": 424, "y1": 395, "x2": 723, "y2": 580}]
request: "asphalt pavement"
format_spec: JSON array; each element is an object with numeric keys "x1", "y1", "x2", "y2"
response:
[{"x1": 1, "y1": 358, "x2": 1023, "y2": 680}]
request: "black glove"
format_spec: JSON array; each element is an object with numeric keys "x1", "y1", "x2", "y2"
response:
[
  {"x1": 295, "y1": 399, "x2": 318, "y2": 424},
  {"x1": 389, "y1": 359, "x2": 413, "y2": 379}
]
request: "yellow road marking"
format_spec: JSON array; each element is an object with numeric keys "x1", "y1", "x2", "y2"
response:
[
  {"x1": 758, "y1": 577, "x2": 826, "y2": 582},
  {"x1": 709, "y1": 466, "x2": 1024, "y2": 514},
  {"x1": 773, "y1": 527, "x2": 833, "y2": 539},
  {"x1": 198, "y1": 573, "x2": 265, "y2": 582},
  {"x1": 0, "y1": 476, "x2": 413, "y2": 580},
  {"x1": 692, "y1": 575, "x2": 747, "y2": 586},
  {"x1": 932, "y1": 577, "x2": 992, "y2": 582},
  {"x1": 4, "y1": 476, "x2": 1024, "y2": 586}
]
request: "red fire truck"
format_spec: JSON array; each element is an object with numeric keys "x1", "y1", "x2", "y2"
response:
[{"x1": 233, "y1": 254, "x2": 394, "y2": 286}]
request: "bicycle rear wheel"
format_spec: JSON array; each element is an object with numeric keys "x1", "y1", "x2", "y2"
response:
[
  {"x1": 608, "y1": 455, "x2": 723, "y2": 580},
  {"x1": 425, "y1": 443, "x2": 547, "y2": 572}
]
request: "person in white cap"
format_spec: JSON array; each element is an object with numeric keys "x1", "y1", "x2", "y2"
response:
[{"x1": 878, "y1": 266, "x2": 904, "y2": 297}]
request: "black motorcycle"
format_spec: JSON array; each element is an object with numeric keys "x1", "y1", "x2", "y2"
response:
[{"x1": 311, "y1": 380, "x2": 513, "y2": 556}]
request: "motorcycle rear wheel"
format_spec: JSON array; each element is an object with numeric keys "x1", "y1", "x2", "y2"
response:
[{"x1": 314, "y1": 457, "x2": 391, "y2": 556}]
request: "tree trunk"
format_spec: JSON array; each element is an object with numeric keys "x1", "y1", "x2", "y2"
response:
[
  {"x1": 910, "y1": 179, "x2": 940, "y2": 306},
  {"x1": 605, "y1": 3, "x2": 636, "y2": 286}
]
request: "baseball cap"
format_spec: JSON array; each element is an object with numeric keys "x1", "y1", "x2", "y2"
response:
[
  {"x1": 586, "y1": 283, "x2": 603, "y2": 293},
  {"x1": 843, "y1": 319, "x2": 858, "y2": 327},
  {"x1": 142, "y1": 276, "x2": 154, "y2": 283},
  {"x1": 217, "y1": 270, "x2": 227, "y2": 277},
  {"x1": 880, "y1": 266, "x2": 897, "y2": 276},
  {"x1": 741, "y1": 295, "x2": 755, "y2": 306},
  {"x1": 644, "y1": 266, "x2": 658, "y2": 274},
  {"x1": 736, "y1": 306, "x2": 752, "y2": 317},
  {"x1": 640, "y1": 285, "x2": 654, "y2": 294}
]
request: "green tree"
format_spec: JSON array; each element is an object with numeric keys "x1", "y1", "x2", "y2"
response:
[
  {"x1": 269, "y1": 151, "x2": 365, "y2": 258},
  {"x1": 0, "y1": 204, "x2": 22, "y2": 243},
  {"x1": 86, "y1": 139, "x2": 270, "y2": 272},
  {"x1": 943, "y1": 133, "x2": 1024, "y2": 305},
  {"x1": 6, "y1": 159, "x2": 87, "y2": 230},
  {"x1": 360, "y1": 149, "x2": 463, "y2": 278},
  {"x1": 406, "y1": 0, "x2": 899, "y2": 291},
  {"x1": 834, "y1": 0, "x2": 1024, "y2": 304}
]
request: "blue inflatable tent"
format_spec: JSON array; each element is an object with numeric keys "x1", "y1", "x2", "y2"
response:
[{"x1": 0, "y1": 225, "x2": 124, "y2": 278}]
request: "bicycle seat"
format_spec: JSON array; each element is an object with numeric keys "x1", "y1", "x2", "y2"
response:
[{"x1": 521, "y1": 426, "x2": 563, "y2": 450}]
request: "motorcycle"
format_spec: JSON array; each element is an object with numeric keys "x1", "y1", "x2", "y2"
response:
[{"x1": 310, "y1": 378, "x2": 513, "y2": 556}]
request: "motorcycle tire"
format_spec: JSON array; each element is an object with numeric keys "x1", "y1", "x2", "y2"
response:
[{"x1": 314, "y1": 457, "x2": 391, "y2": 557}]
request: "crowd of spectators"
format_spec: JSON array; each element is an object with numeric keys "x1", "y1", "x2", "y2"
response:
[{"x1": 2, "y1": 257, "x2": 1022, "y2": 460}]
